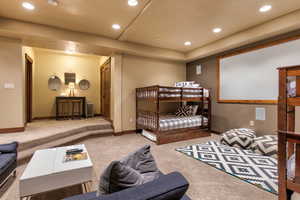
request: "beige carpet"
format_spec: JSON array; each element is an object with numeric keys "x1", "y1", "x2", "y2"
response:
[{"x1": 1, "y1": 134, "x2": 277, "y2": 200}]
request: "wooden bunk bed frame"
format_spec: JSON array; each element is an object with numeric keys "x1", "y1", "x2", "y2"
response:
[
  {"x1": 278, "y1": 65, "x2": 300, "y2": 200},
  {"x1": 136, "y1": 85, "x2": 211, "y2": 145}
]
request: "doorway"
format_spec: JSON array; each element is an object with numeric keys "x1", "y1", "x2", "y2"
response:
[
  {"x1": 25, "y1": 54, "x2": 33, "y2": 123},
  {"x1": 101, "y1": 58, "x2": 111, "y2": 120}
]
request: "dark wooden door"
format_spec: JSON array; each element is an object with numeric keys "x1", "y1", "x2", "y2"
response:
[
  {"x1": 25, "y1": 54, "x2": 33, "y2": 123},
  {"x1": 101, "y1": 59, "x2": 111, "y2": 120}
]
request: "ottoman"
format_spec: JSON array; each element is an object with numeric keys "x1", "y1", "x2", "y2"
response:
[
  {"x1": 221, "y1": 128, "x2": 256, "y2": 149},
  {"x1": 251, "y1": 135, "x2": 278, "y2": 158}
]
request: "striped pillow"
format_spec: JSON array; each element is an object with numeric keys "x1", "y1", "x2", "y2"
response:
[{"x1": 175, "y1": 105, "x2": 193, "y2": 117}]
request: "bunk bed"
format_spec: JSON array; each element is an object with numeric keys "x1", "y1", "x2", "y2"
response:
[
  {"x1": 136, "y1": 85, "x2": 211, "y2": 145},
  {"x1": 278, "y1": 65, "x2": 300, "y2": 200}
]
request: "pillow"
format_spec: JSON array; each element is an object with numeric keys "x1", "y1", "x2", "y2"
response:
[
  {"x1": 251, "y1": 135, "x2": 278, "y2": 158},
  {"x1": 98, "y1": 145, "x2": 160, "y2": 195},
  {"x1": 287, "y1": 154, "x2": 295, "y2": 180},
  {"x1": 175, "y1": 105, "x2": 193, "y2": 117},
  {"x1": 220, "y1": 128, "x2": 256, "y2": 149},
  {"x1": 191, "y1": 105, "x2": 199, "y2": 116},
  {"x1": 120, "y1": 145, "x2": 158, "y2": 173},
  {"x1": 98, "y1": 161, "x2": 144, "y2": 194}
]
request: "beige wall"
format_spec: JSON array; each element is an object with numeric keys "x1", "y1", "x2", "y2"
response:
[
  {"x1": 33, "y1": 49, "x2": 102, "y2": 118},
  {"x1": 0, "y1": 37, "x2": 24, "y2": 129},
  {"x1": 121, "y1": 54, "x2": 186, "y2": 131}
]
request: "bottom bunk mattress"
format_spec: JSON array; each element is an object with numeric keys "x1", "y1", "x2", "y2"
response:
[{"x1": 138, "y1": 115, "x2": 208, "y2": 131}]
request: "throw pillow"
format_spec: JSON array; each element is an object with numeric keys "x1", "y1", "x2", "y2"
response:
[
  {"x1": 120, "y1": 145, "x2": 158, "y2": 173},
  {"x1": 287, "y1": 154, "x2": 295, "y2": 179},
  {"x1": 98, "y1": 145, "x2": 160, "y2": 195},
  {"x1": 251, "y1": 135, "x2": 278, "y2": 158},
  {"x1": 175, "y1": 105, "x2": 193, "y2": 117},
  {"x1": 220, "y1": 128, "x2": 256, "y2": 149},
  {"x1": 191, "y1": 105, "x2": 199, "y2": 116},
  {"x1": 98, "y1": 161, "x2": 144, "y2": 194}
]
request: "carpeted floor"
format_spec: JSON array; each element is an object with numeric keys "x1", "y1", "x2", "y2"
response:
[{"x1": 1, "y1": 133, "x2": 277, "y2": 200}]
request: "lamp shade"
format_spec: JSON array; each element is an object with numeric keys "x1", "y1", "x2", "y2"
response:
[{"x1": 68, "y1": 82, "x2": 75, "y2": 89}]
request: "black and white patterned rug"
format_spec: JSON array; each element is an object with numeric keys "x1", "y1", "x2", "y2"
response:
[{"x1": 176, "y1": 141, "x2": 278, "y2": 195}]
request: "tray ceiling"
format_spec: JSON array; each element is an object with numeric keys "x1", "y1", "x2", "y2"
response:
[{"x1": 1, "y1": 0, "x2": 300, "y2": 53}]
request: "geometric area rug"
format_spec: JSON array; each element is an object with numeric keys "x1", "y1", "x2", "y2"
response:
[{"x1": 176, "y1": 141, "x2": 278, "y2": 195}]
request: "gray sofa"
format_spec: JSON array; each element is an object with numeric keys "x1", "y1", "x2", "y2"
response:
[
  {"x1": 0, "y1": 142, "x2": 18, "y2": 187},
  {"x1": 63, "y1": 172, "x2": 191, "y2": 200}
]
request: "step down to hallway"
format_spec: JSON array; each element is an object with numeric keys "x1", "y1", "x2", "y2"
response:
[{"x1": 0, "y1": 118, "x2": 114, "y2": 162}]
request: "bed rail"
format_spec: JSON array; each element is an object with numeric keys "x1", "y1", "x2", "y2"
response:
[
  {"x1": 136, "y1": 110, "x2": 158, "y2": 132},
  {"x1": 136, "y1": 85, "x2": 209, "y2": 102},
  {"x1": 278, "y1": 130, "x2": 300, "y2": 200}
]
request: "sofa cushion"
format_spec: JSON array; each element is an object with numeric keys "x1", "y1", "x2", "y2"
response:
[
  {"x1": 220, "y1": 128, "x2": 256, "y2": 149},
  {"x1": 98, "y1": 145, "x2": 160, "y2": 195},
  {"x1": 251, "y1": 135, "x2": 278, "y2": 158},
  {"x1": 0, "y1": 142, "x2": 18, "y2": 153},
  {"x1": 0, "y1": 153, "x2": 17, "y2": 174}
]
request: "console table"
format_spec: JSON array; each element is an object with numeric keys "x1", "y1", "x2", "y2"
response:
[{"x1": 56, "y1": 97, "x2": 86, "y2": 120}]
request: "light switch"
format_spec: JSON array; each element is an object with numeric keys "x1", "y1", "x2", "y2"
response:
[
  {"x1": 4, "y1": 83, "x2": 15, "y2": 89},
  {"x1": 256, "y1": 108, "x2": 266, "y2": 121},
  {"x1": 196, "y1": 65, "x2": 202, "y2": 75}
]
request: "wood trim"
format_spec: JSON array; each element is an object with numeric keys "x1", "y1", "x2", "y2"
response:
[
  {"x1": 114, "y1": 130, "x2": 137, "y2": 136},
  {"x1": 25, "y1": 53, "x2": 33, "y2": 63},
  {"x1": 218, "y1": 99, "x2": 278, "y2": 104},
  {"x1": 211, "y1": 130, "x2": 221, "y2": 134},
  {"x1": 0, "y1": 127, "x2": 25, "y2": 133},
  {"x1": 220, "y1": 34, "x2": 300, "y2": 60},
  {"x1": 33, "y1": 116, "x2": 56, "y2": 120},
  {"x1": 217, "y1": 34, "x2": 300, "y2": 104},
  {"x1": 25, "y1": 53, "x2": 33, "y2": 123}
]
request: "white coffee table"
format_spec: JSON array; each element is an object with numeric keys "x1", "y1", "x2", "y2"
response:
[{"x1": 19, "y1": 144, "x2": 93, "y2": 200}]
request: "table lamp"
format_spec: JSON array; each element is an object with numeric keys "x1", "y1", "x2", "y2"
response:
[{"x1": 68, "y1": 82, "x2": 75, "y2": 96}]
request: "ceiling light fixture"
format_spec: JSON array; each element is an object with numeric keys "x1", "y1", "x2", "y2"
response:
[
  {"x1": 128, "y1": 0, "x2": 138, "y2": 7},
  {"x1": 259, "y1": 5, "x2": 272, "y2": 12},
  {"x1": 213, "y1": 27, "x2": 222, "y2": 33},
  {"x1": 184, "y1": 41, "x2": 192, "y2": 46},
  {"x1": 112, "y1": 24, "x2": 121, "y2": 30},
  {"x1": 48, "y1": 0, "x2": 59, "y2": 6},
  {"x1": 22, "y1": 2, "x2": 35, "y2": 10}
]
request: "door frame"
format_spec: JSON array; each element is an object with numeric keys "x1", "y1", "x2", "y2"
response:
[
  {"x1": 25, "y1": 54, "x2": 33, "y2": 123},
  {"x1": 100, "y1": 58, "x2": 111, "y2": 120}
]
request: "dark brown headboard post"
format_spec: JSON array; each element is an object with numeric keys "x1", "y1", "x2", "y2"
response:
[
  {"x1": 207, "y1": 89, "x2": 212, "y2": 131},
  {"x1": 278, "y1": 131, "x2": 288, "y2": 200},
  {"x1": 155, "y1": 86, "x2": 160, "y2": 140},
  {"x1": 136, "y1": 88, "x2": 139, "y2": 132}
]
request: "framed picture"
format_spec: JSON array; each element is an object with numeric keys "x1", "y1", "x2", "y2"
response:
[{"x1": 64, "y1": 73, "x2": 76, "y2": 85}]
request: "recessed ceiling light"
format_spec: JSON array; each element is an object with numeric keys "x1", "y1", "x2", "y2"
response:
[
  {"x1": 22, "y1": 2, "x2": 35, "y2": 10},
  {"x1": 112, "y1": 24, "x2": 121, "y2": 30},
  {"x1": 213, "y1": 28, "x2": 222, "y2": 33},
  {"x1": 128, "y1": 0, "x2": 138, "y2": 7},
  {"x1": 259, "y1": 5, "x2": 272, "y2": 12},
  {"x1": 48, "y1": 0, "x2": 59, "y2": 6},
  {"x1": 184, "y1": 41, "x2": 192, "y2": 46}
]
